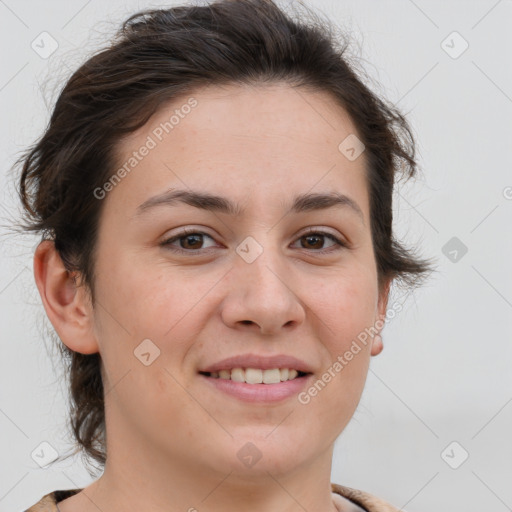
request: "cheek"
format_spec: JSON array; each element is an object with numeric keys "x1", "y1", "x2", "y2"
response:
[
  {"x1": 94, "y1": 253, "x2": 191, "y2": 335},
  {"x1": 312, "y1": 269, "x2": 378, "y2": 344},
  {"x1": 300, "y1": 276, "x2": 376, "y2": 430},
  {"x1": 306, "y1": 268, "x2": 377, "y2": 397},
  {"x1": 91, "y1": 253, "x2": 223, "y2": 378}
]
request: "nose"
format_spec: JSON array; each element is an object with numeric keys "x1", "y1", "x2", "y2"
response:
[{"x1": 220, "y1": 245, "x2": 306, "y2": 336}]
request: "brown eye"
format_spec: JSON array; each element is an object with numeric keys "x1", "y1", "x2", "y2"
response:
[
  {"x1": 301, "y1": 234, "x2": 325, "y2": 250},
  {"x1": 161, "y1": 230, "x2": 217, "y2": 253},
  {"x1": 292, "y1": 230, "x2": 347, "y2": 253},
  {"x1": 180, "y1": 233, "x2": 204, "y2": 250}
]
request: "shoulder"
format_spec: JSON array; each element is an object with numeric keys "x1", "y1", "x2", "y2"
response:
[
  {"x1": 332, "y1": 483, "x2": 402, "y2": 512},
  {"x1": 23, "y1": 489, "x2": 82, "y2": 512}
]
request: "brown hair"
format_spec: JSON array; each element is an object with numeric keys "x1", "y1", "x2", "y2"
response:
[{"x1": 14, "y1": 0, "x2": 435, "y2": 473}]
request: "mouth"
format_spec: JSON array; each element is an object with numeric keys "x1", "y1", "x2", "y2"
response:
[
  {"x1": 198, "y1": 367, "x2": 313, "y2": 403},
  {"x1": 198, "y1": 367, "x2": 311, "y2": 384}
]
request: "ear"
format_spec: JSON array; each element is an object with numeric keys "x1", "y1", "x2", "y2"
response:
[
  {"x1": 371, "y1": 278, "x2": 392, "y2": 357},
  {"x1": 33, "y1": 240, "x2": 99, "y2": 354}
]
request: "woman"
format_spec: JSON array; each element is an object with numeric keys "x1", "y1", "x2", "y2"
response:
[{"x1": 16, "y1": 0, "x2": 433, "y2": 510}]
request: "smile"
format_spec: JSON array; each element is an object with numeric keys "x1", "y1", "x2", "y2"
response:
[
  {"x1": 199, "y1": 369, "x2": 313, "y2": 403},
  {"x1": 200, "y1": 367, "x2": 308, "y2": 384}
]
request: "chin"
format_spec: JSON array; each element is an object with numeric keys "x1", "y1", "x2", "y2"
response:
[{"x1": 213, "y1": 430, "x2": 316, "y2": 477}]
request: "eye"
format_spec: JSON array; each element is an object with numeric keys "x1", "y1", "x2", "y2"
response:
[
  {"x1": 161, "y1": 229, "x2": 217, "y2": 253},
  {"x1": 291, "y1": 228, "x2": 347, "y2": 253}
]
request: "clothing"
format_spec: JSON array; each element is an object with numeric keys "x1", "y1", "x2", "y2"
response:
[{"x1": 23, "y1": 483, "x2": 401, "y2": 511}]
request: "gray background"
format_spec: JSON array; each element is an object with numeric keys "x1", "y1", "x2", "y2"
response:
[{"x1": 1, "y1": 1, "x2": 511, "y2": 511}]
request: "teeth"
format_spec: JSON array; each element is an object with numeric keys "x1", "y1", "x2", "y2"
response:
[
  {"x1": 207, "y1": 368, "x2": 304, "y2": 384},
  {"x1": 246, "y1": 368, "x2": 263, "y2": 384},
  {"x1": 218, "y1": 370, "x2": 230, "y2": 379},
  {"x1": 263, "y1": 368, "x2": 281, "y2": 384}
]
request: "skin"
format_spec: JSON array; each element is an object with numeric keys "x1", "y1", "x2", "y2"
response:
[{"x1": 34, "y1": 82, "x2": 390, "y2": 512}]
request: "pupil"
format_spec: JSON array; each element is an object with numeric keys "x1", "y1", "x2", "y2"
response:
[
  {"x1": 304, "y1": 235, "x2": 322, "y2": 249},
  {"x1": 183, "y1": 234, "x2": 202, "y2": 249}
]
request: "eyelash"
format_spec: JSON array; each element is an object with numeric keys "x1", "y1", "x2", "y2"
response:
[{"x1": 160, "y1": 227, "x2": 348, "y2": 255}]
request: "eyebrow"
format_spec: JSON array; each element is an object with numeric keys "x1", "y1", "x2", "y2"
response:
[{"x1": 135, "y1": 188, "x2": 365, "y2": 224}]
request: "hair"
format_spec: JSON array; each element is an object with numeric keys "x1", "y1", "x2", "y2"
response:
[{"x1": 14, "y1": 0, "x2": 435, "y2": 473}]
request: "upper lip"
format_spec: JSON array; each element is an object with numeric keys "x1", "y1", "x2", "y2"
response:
[{"x1": 199, "y1": 354, "x2": 314, "y2": 374}]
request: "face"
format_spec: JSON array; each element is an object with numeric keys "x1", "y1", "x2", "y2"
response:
[{"x1": 86, "y1": 83, "x2": 388, "y2": 479}]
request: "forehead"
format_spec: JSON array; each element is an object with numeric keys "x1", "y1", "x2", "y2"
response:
[{"x1": 110, "y1": 82, "x2": 369, "y2": 219}]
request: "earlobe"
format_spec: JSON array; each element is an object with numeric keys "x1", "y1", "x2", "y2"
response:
[
  {"x1": 371, "y1": 278, "x2": 392, "y2": 357},
  {"x1": 370, "y1": 332, "x2": 384, "y2": 356},
  {"x1": 33, "y1": 240, "x2": 99, "y2": 355}
]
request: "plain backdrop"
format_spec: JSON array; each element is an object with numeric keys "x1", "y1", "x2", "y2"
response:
[{"x1": 1, "y1": 1, "x2": 511, "y2": 511}]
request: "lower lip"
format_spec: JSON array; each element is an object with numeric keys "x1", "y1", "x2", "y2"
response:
[{"x1": 199, "y1": 373, "x2": 313, "y2": 403}]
